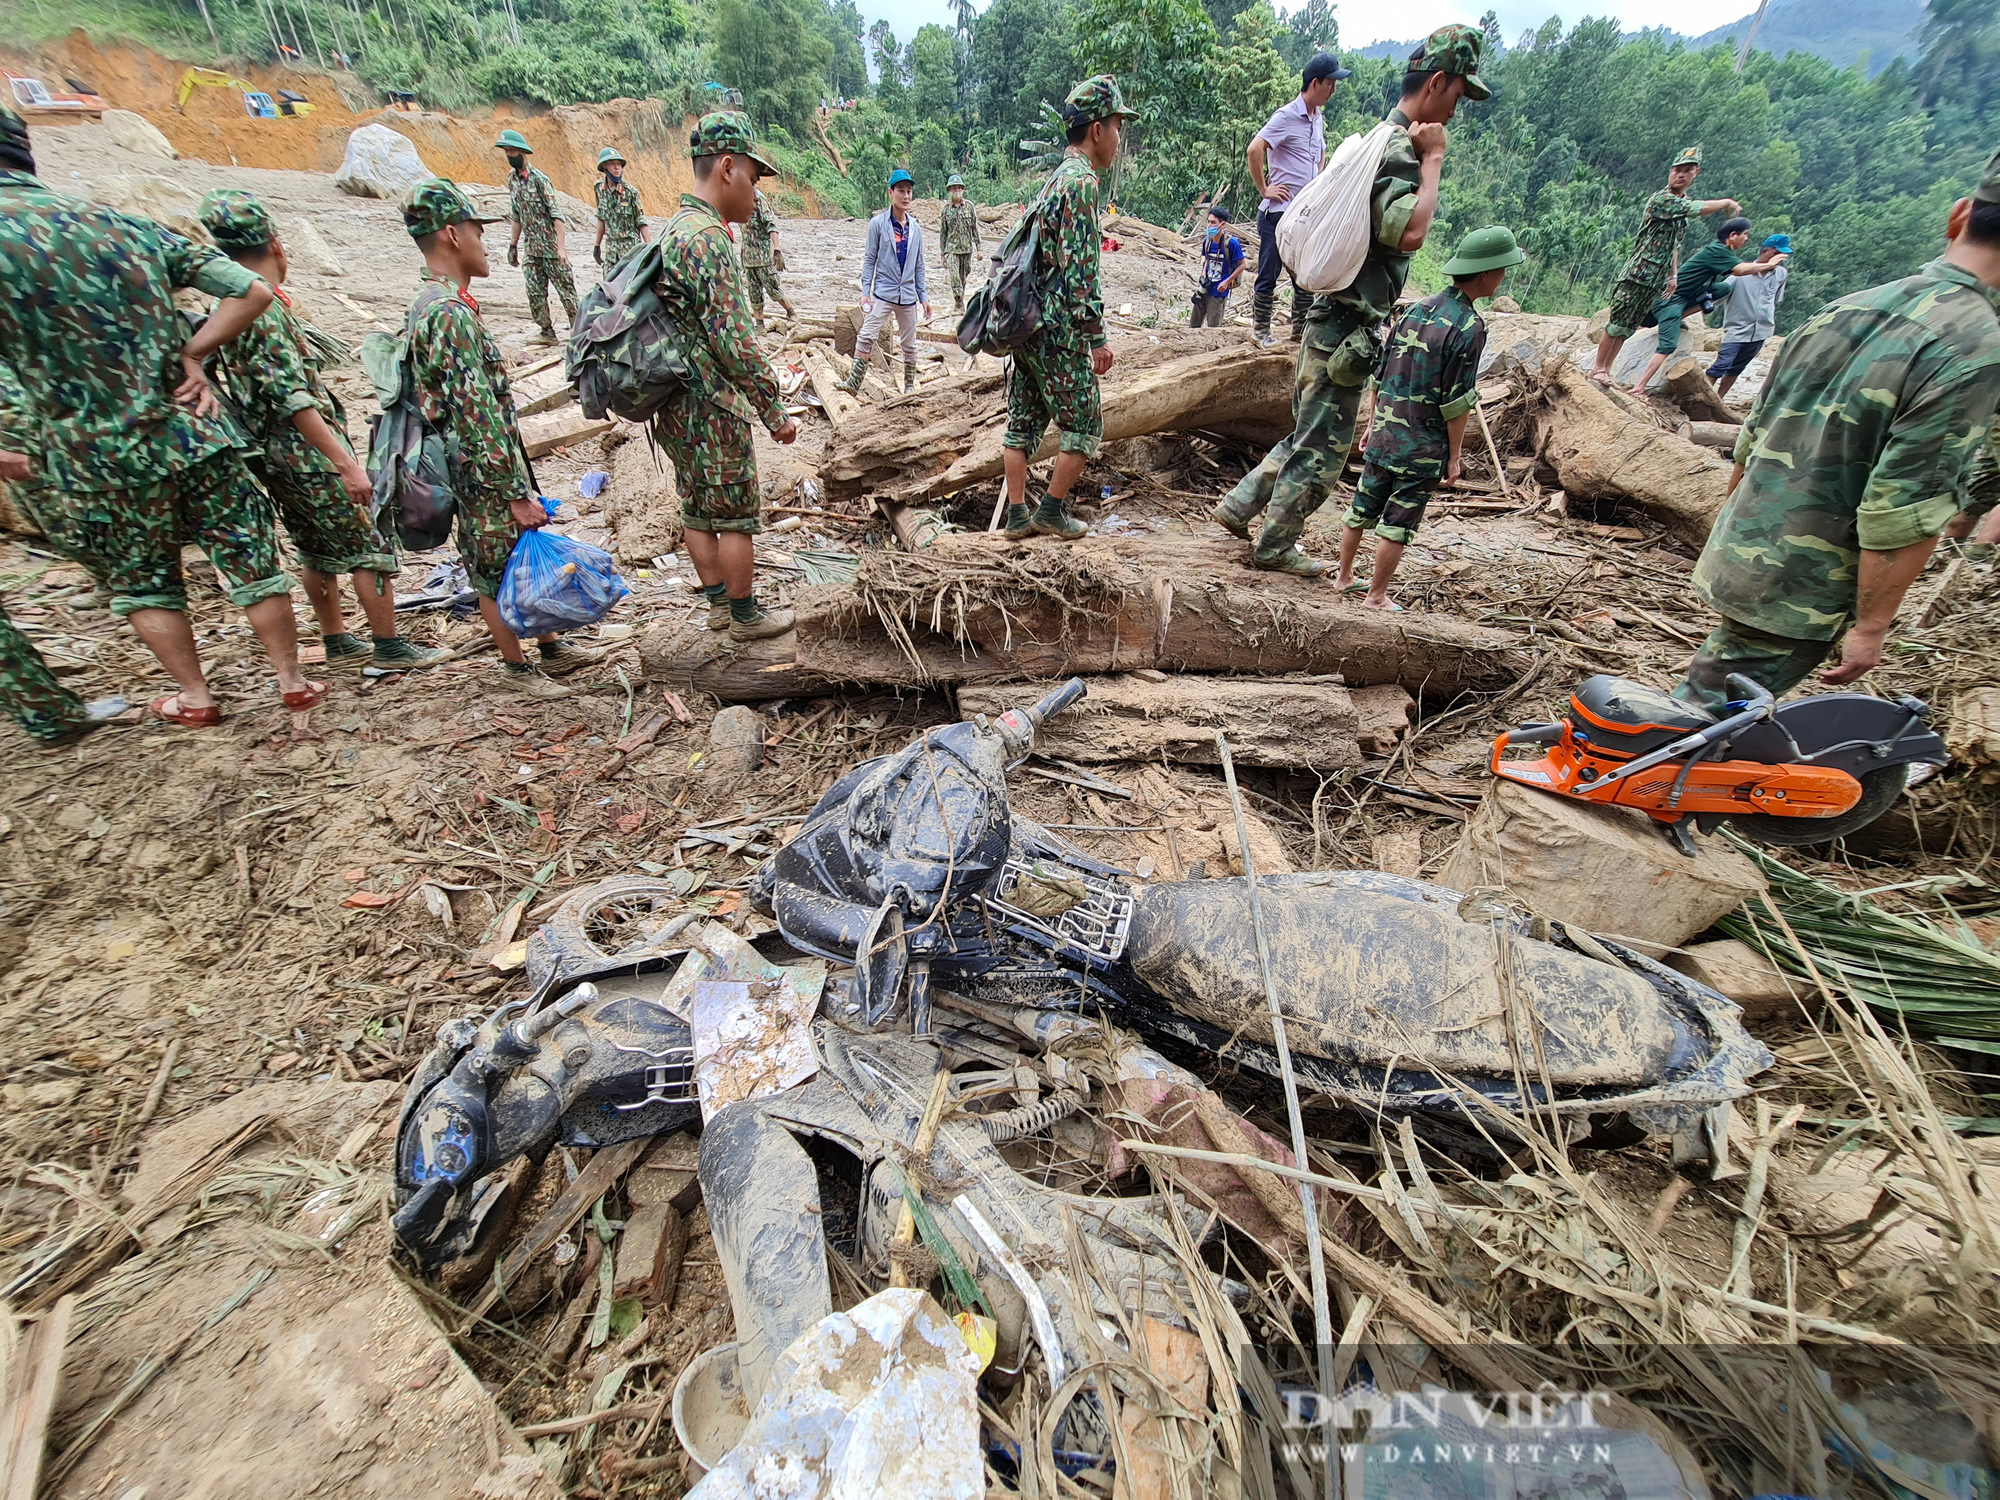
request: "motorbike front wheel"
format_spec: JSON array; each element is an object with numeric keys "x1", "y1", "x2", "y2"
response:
[{"x1": 1729, "y1": 764, "x2": 1909, "y2": 847}]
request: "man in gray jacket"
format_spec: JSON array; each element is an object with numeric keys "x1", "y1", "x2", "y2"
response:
[{"x1": 840, "y1": 166, "x2": 931, "y2": 393}]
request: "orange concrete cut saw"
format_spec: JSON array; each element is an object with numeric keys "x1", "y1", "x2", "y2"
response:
[{"x1": 1488, "y1": 672, "x2": 1946, "y2": 855}]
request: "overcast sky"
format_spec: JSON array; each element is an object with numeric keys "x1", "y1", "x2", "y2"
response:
[{"x1": 856, "y1": 0, "x2": 1765, "y2": 49}]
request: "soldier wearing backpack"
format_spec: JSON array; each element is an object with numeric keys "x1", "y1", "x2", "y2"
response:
[
  {"x1": 649, "y1": 114, "x2": 800, "y2": 641},
  {"x1": 999, "y1": 76, "x2": 1136, "y2": 542},
  {"x1": 398, "y1": 179, "x2": 604, "y2": 699},
  {"x1": 1213, "y1": 25, "x2": 1485, "y2": 577}
]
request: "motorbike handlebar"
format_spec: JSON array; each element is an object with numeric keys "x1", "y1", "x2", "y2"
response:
[
  {"x1": 1723, "y1": 673, "x2": 1775, "y2": 711},
  {"x1": 1027, "y1": 677, "x2": 1088, "y2": 727},
  {"x1": 994, "y1": 677, "x2": 1088, "y2": 756}
]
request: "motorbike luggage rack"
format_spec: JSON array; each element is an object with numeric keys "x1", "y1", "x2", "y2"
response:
[
  {"x1": 982, "y1": 858, "x2": 1132, "y2": 963},
  {"x1": 606, "y1": 1037, "x2": 697, "y2": 1108}
]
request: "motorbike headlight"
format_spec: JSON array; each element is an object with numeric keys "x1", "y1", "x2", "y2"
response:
[{"x1": 403, "y1": 1099, "x2": 479, "y2": 1187}]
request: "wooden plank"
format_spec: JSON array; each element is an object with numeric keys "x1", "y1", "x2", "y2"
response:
[
  {"x1": 462, "y1": 1138, "x2": 647, "y2": 1327},
  {"x1": 519, "y1": 409, "x2": 616, "y2": 459},
  {"x1": 801, "y1": 348, "x2": 860, "y2": 430},
  {"x1": 513, "y1": 349, "x2": 566, "y2": 379},
  {"x1": 513, "y1": 362, "x2": 577, "y2": 418},
  {"x1": 1, "y1": 1295, "x2": 73, "y2": 1500}
]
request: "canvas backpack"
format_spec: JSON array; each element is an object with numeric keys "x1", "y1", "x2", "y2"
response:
[
  {"x1": 565, "y1": 237, "x2": 694, "y2": 424},
  {"x1": 361, "y1": 284, "x2": 459, "y2": 552}
]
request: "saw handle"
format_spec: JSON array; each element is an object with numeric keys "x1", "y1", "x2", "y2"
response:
[
  {"x1": 1500, "y1": 723, "x2": 1564, "y2": 746},
  {"x1": 1723, "y1": 674, "x2": 1776, "y2": 713}
]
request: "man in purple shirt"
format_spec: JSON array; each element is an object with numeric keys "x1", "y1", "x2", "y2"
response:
[{"x1": 1247, "y1": 51, "x2": 1350, "y2": 345}]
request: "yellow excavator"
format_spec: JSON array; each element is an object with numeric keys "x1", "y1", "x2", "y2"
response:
[{"x1": 174, "y1": 67, "x2": 314, "y2": 117}]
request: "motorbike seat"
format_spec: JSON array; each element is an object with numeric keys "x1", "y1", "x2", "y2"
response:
[{"x1": 1569, "y1": 675, "x2": 1713, "y2": 756}]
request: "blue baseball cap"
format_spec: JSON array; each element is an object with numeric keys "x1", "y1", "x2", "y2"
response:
[
  {"x1": 1762, "y1": 233, "x2": 1792, "y2": 253},
  {"x1": 887, "y1": 167, "x2": 913, "y2": 188}
]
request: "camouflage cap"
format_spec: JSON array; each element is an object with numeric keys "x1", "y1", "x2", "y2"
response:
[
  {"x1": 1672, "y1": 144, "x2": 1703, "y2": 168},
  {"x1": 402, "y1": 178, "x2": 503, "y2": 239},
  {"x1": 200, "y1": 188, "x2": 276, "y2": 252},
  {"x1": 687, "y1": 111, "x2": 777, "y2": 177},
  {"x1": 1976, "y1": 145, "x2": 2000, "y2": 207},
  {"x1": 1064, "y1": 75, "x2": 1139, "y2": 125},
  {"x1": 1408, "y1": 24, "x2": 1491, "y2": 102}
]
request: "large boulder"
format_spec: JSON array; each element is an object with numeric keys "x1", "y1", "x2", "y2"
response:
[
  {"x1": 101, "y1": 109, "x2": 177, "y2": 159},
  {"x1": 91, "y1": 174, "x2": 208, "y2": 241},
  {"x1": 333, "y1": 124, "x2": 430, "y2": 200},
  {"x1": 281, "y1": 214, "x2": 345, "y2": 275}
]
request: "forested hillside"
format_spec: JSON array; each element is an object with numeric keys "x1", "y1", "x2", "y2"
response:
[{"x1": 31, "y1": 0, "x2": 1998, "y2": 332}]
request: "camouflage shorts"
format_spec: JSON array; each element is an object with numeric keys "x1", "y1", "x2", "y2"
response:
[
  {"x1": 1672, "y1": 616, "x2": 1834, "y2": 713},
  {"x1": 1004, "y1": 338, "x2": 1101, "y2": 457},
  {"x1": 24, "y1": 450, "x2": 290, "y2": 616},
  {"x1": 1605, "y1": 277, "x2": 1664, "y2": 341},
  {"x1": 655, "y1": 396, "x2": 761, "y2": 534},
  {"x1": 264, "y1": 466, "x2": 399, "y2": 577},
  {"x1": 1343, "y1": 464, "x2": 1434, "y2": 545},
  {"x1": 456, "y1": 490, "x2": 523, "y2": 599}
]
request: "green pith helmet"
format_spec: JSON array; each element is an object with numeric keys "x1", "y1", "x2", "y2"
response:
[
  {"x1": 1443, "y1": 224, "x2": 1526, "y2": 276},
  {"x1": 1672, "y1": 144, "x2": 1702, "y2": 168},
  {"x1": 946, "y1": 173, "x2": 965, "y2": 188},
  {"x1": 1408, "y1": 24, "x2": 1491, "y2": 102},
  {"x1": 200, "y1": 188, "x2": 275, "y2": 253},
  {"x1": 402, "y1": 178, "x2": 503, "y2": 238},
  {"x1": 494, "y1": 128, "x2": 532, "y2": 154},
  {"x1": 597, "y1": 146, "x2": 625, "y2": 169}
]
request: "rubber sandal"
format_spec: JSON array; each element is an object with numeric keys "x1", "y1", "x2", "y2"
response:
[
  {"x1": 148, "y1": 694, "x2": 221, "y2": 728},
  {"x1": 282, "y1": 680, "x2": 330, "y2": 711},
  {"x1": 1364, "y1": 599, "x2": 1404, "y2": 613},
  {"x1": 1338, "y1": 580, "x2": 1368, "y2": 595}
]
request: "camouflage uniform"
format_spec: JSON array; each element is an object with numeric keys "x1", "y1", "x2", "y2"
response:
[
  {"x1": 511, "y1": 162, "x2": 578, "y2": 336},
  {"x1": 1005, "y1": 149, "x2": 1108, "y2": 458},
  {"x1": 0, "y1": 600, "x2": 89, "y2": 741},
  {"x1": 1606, "y1": 170, "x2": 1703, "y2": 340},
  {"x1": 1677, "y1": 255, "x2": 2000, "y2": 709},
  {"x1": 201, "y1": 189, "x2": 397, "y2": 578},
  {"x1": 1218, "y1": 109, "x2": 1423, "y2": 561},
  {"x1": 940, "y1": 196, "x2": 982, "y2": 312},
  {"x1": 595, "y1": 175, "x2": 646, "y2": 271},
  {"x1": 650, "y1": 163, "x2": 787, "y2": 533},
  {"x1": 0, "y1": 164, "x2": 289, "y2": 616},
  {"x1": 738, "y1": 189, "x2": 786, "y2": 322},
  {"x1": 1961, "y1": 408, "x2": 1999, "y2": 524},
  {"x1": 1346, "y1": 285, "x2": 1486, "y2": 544}
]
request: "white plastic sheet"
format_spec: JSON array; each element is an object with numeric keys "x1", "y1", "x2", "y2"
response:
[
  {"x1": 688, "y1": 1288, "x2": 982, "y2": 1500},
  {"x1": 1274, "y1": 120, "x2": 1400, "y2": 294}
]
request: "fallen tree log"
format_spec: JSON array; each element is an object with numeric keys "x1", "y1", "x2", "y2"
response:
[
  {"x1": 1665, "y1": 357, "x2": 1734, "y2": 423},
  {"x1": 1688, "y1": 421, "x2": 1742, "y2": 451},
  {"x1": 958, "y1": 673, "x2": 1362, "y2": 771},
  {"x1": 1525, "y1": 361, "x2": 1732, "y2": 545},
  {"x1": 638, "y1": 531, "x2": 1529, "y2": 702},
  {"x1": 599, "y1": 426, "x2": 681, "y2": 565},
  {"x1": 821, "y1": 329, "x2": 1293, "y2": 506}
]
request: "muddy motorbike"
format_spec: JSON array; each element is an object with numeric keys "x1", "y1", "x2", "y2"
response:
[{"x1": 754, "y1": 679, "x2": 1772, "y2": 1166}]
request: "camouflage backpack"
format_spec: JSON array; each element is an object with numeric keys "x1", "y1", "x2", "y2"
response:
[
  {"x1": 361, "y1": 284, "x2": 459, "y2": 551},
  {"x1": 565, "y1": 238, "x2": 694, "y2": 424}
]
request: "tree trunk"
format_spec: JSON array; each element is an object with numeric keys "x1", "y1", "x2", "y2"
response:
[
  {"x1": 957, "y1": 673, "x2": 1363, "y2": 771},
  {"x1": 1528, "y1": 362, "x2": 1733, "y2": 546},
  {"x1": 1664, "y1": 357, "x2": 1735, "y2": 423},
  {"x1": 1687, "y1": 421, "x2": 1742, "y2": 451},
  {"x1": 821, "y1": 330, "x2": 1294, "y2": 506}
]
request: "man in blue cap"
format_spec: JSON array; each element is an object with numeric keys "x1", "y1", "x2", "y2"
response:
[
  {"x1": 1707, "y1": 232, "x2": 1792, "y2": 398},
  {"x1": 842, "y1": 166, "x2": 929, "y2": 393}
]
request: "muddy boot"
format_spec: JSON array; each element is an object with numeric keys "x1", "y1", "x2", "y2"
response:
[
  {"x1": 903, "y1": 360, "x2": 917, "y2": 394},
  {"x1": 728, "y1": 598, "x2": 795, "y2": 642},
  {"x1": 536, "y1": 638, "x2": 608, "y2": 676},
  {"x1": 838, "y1": 355, "x2": 867, "y2": 394},
  {"x1": 1251, "y1": 290, "x2": 1275, "y2": 347},
  {"x1": 1252, "y1": 546, "x2": 1328, "y2": 578},
  {"x1": 702, "y1": 582, "x2": 731, "y2": 631},
  {"x1": 780, "y1": 299, "x2": 796, "y2": 318},
  {"x1": 503, "y1": 660, "x2": 572, "y2": 700},
  {"x1": 528, "y1": 329, "x2": 558, "y2": 347},
  {"x1": 1287, "y1": 286, "x2": 1310, "y2": 340},
  {"x1": 1029, "y1": 494, "x2": 1089, "y2": 541},
  {"x1": 1211, "y1": 504, "x2": 1252, "y2": 541},
  {"x1": 1003, "y1": 500, "x2": 1036, "y2": 539},
  {"x1": 370, "y1": 636, "x2": 450, "y2": 670},
  {"x1": 321, "y1": 632, "x2": 374, "y2": 671}
]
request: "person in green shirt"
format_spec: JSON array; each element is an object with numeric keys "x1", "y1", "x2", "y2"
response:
[
  {"x1": 1626, "y1": 217, "x2": 1787, "y2": 395},
  {"x1": 1588, "y1": 146, "x2": 1740, "y2": 386},
  {"x1": 1674, "y1": 150, "x2": 2000, "y2": 711}
]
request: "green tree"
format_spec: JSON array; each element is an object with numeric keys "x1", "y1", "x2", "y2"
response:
[
  {"x1": 870, "y1": 18, "x2": 909, "y2": 115},
  {"x1": 818, "y1": 0, "x2": 868, "y2": 100},
  {"x1": 1278, "y1": 0, "x2": 1337, "y2": 73},
  {"x1": 911, "y1": 23, "x2": 959, "y2": 121},
  {"x1": 970, "y1": 0, "x2": 1075, "y2": 140},
  {"x1": 911, "y1": 119, "x2": 955, "y2": 187},
  {"x1": 712, "y1": 0, "x2": 833, "y2": 131}
]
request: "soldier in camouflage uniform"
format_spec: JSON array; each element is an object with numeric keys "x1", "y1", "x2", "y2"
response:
[
  {"x1": 940, "y1": 174, "x2": 983, "y2": 315},
  {"x1": 1335, "y1": 225, "x2": 1520, "y2": 610},
  {"x1": 199, "y1": 189, "x2": 445, "y2": 673},
  {"x1": 1963, "y1": 410, "x2": 2000, "y2": 543},
  {"x1": 0, "y1": 96, "x2": 322, "y2": 728},
  {"x1": 738, "y1": 188, "x2": 793, "y2": 330},
  {"x1": 1588, "y1": 146, "x2": 1741, "y2": 385},
  {"x1": 0, "y1": 594, "x2": 126, "y2": 746},
  {"x1": 1675, "y1": 148, "x2": 2000, "y2": 711},
  {"x1": 401, "y1": 179, "x2": 605, "y2": 699},
  {"x1": 997, "y1": 76, "x2": 1135, "y2": 543},
  {"x1": 651, "y1": 114, "x2": 801, "y2": 641},
  {"x1": 1214, "y1": 26, "x2": 1483, "y2": 575},
  {"x1": 499, "y1": 131, "x2": 579, "y2": 344},
  {"x1": 592, "y1": 147, "x2": 648, "y2": 276}
]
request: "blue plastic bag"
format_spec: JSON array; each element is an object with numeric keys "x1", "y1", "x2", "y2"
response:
[{"x1": 497, "y1": 528, "x2": 629, "y2": 638}]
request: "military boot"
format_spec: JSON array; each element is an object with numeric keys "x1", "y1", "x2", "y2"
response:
[
  {"x1": 1029, "y1": 494, "x2": 1089, "y2": 541},
  {"x1": 838, "y1": 355, "x2": 867, "y2": 394},
  {"x1": 1287, "y1": 286, "x2": 1311, "y2": 340},
  {"x1": 1250, "y1": 290, "x2": 1276, "y2": 347},
  {"x1": 1003, "y1": 500, "x2": 1036, "y2": 539}
]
